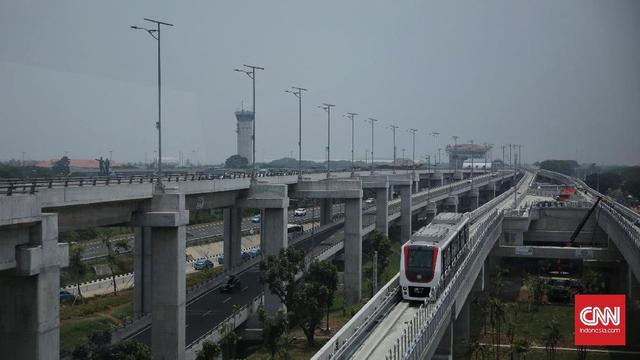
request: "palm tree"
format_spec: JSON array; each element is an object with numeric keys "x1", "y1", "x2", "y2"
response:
[
  {"x1": 488, "y1": 297, "x2": 506, "y2": 360},
  {"x1": 542, "y1": 321, "x2": 562, "y2": 360}
]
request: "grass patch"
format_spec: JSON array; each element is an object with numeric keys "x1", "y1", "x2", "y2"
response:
[
  {"x1": 186, "y1": 266, "x2": 225, "y2": 288},
  {"x1": 60, "y1": 289, "x2": 134, "y2": 355}
]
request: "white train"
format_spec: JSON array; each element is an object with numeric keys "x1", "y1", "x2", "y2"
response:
[{"x1": 400, "y1": 213, "x2": 470, "y2": 301}]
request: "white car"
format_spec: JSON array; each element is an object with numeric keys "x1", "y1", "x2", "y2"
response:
[
  {"x1": 365, "y1": 198, "x2": 375, "y2": 205},
  {"x1": 294, "y1": 208, "x2": 307, "y2": 216}
]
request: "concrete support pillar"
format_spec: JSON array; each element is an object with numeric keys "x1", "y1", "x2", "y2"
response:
[
  {"x1": 465, "y1": 188, "x2": 479, "y2": 211},
  {"x1": 502, "y1": 231, "x2": 524, "y2": 246},
  {"x1": 319, "y1": 198, "x2": 333, "y2": 225},
  {"x1": 389, "y1": 185, "x2": 395, "y2": 200},
  {"x1": 435, "y1": 319, "x2": 453, "y2": 359},
  {"x1": 399, "y1": 184, "x2": 412, "y2": 243},
  {"x1": 375, "y1": 187, "x2": 389, "y2": 237},
  {"x1": 134, "y1": 226, "x2": 152, "y2": 317},
  {"x1": 629, "y1": 267, "x2": 640, "y2": 348},
  {"x1": 262, "y1": 207, "x2": 288, "y2": 313},
  {"x1": 0, "y1": 213, "x2": 68, "y2": 360},
  {"x1": 344, "y1": 197, "x2": 363, "y2": 305},
  {"x1": 444, "y1": 195, "x2": 459, "y2": 213},
  {"x1": 139, "y1": 190, "x2": 189, "y2": 360},
  {"x1": 425, "y1": 202, "x2": 437, "y2": 224},
  {"x1": 453, "y1": 298, "x2": 471, "y2": 360},
  {"x1": 223, "y1": 206, "x2": 243, "y2": 273}
]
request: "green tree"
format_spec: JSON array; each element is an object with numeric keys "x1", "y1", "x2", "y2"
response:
[
  {"x1": 523, "y1": 274, "x2": 546, "y2": 311},
  {"x1": 621, "y1": 166, "x2": 640, "y2": 198},
  {"x1": 585, "y1": 172, "x2": 622, "y2": 194},
  {"x1": 259, "y1": 248, "x2": 305, "y2": 309},
  {"x1": 258, "y1": 306, "x2": 288, "y2": 358},
  {"x1": 581, "y1": 268, "x2": 605, "y2": 294},
  {"x1": 305, "y1": 260, "x2": 338, "y2": 331},
  {"x1": 488, "y1": 297, "x2": 506, "y2": 360},
  {"x1": 100, "y1": 230, "x2": 130, "y2": 294},
  {"x1": 225, "y1": 155, "x2": 249, "y2": 169},
  {"x1": 542, "y1": 321, "x2": 562, "y2": 360},
  {"x1": 72, "y1": 330, "x2": 150, "y2": 360},
  {"x1": 538, "y1": 160, "x2": 579, "y2": 177},
  {"x1": 67, "y1": 244, "x2": 89, "y2": 302},
  {"x1": 291, "y1": 281, "x2": 328, "y2": 346},
  {"x1": 195, "y1": 340, "x2": 221, "y2": 360},
  {"x1": 367, "y1": 231, "x2": 393, "y2": 277},
  {"x1": 52, "y1": 156, "x2": 71, "y2": 176}
]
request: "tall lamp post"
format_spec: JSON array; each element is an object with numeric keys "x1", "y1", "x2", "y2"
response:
[
  {"x1": 430, "y1": 132, "x2": 440, "y2": 166},
  {"x1": 365, "y1": 118, "x2": 378, "y2": 175},
  {"x1": 469, "y1": 139, "x2": 475, "y2": 188},
  {"x1": 131, "y1": 18, "x2": 173, "y2": 191},
  {"x1": 319, "y1": 103, "x2": 335, "y2": 178},
  {"x1": 409, "y1": 129, "x2": 418, "y2": 175},
  {"x1": 345, "y1": 112, "x2": 359, "y2": 177},
  {"x1": 451, "y1": 135, "x2": 459, "y2": 170},
  {"x1": 285, "y1": 86, "x2": 307, "y2": 179},
  {"x1": 387, "y1": 125, "x2": 399, "y2": 174},
  {"x1": 234, "y1": 64, "x2": 264, "y2": 182}
]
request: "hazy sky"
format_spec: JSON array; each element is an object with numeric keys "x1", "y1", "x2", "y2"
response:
[{"x1": 1, "y1": 1, "x2": 639, "y2": 165}]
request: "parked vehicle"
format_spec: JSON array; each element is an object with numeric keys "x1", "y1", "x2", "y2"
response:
[
  {"x1": 287, "y1": 224, "x2": 304, "y2": 234},
  {"x1": 59, "y1": 290, "x2": 76, "y2": 304},
  {"x1": 220, "y1": 275, "x2": 242, "y2": 293},
  {"x1": 294, "y1": 208, "x2": 307, "y2": 216},
  {"x1": 251, "y1": 214, "x2": 261, "y2": 223},
  {"x1": 218, "y1": 255, "x2": 224, "y2": 265},
  {"x1": 365, "y1": 198, "x2": 375, "y2": 205},
  {"x1": 193, "y1": 259, "x2": 214, "y2": 270}
]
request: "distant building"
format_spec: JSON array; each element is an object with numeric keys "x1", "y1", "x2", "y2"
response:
[
  {"x1": 235, "y1": 110, "x2": 254, "y2": 163},
  {"x1": 446, "y1": 143, "x2": 491, "y2": 169}
]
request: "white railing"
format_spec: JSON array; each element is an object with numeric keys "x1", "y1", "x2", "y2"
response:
[
  {"x1": 185, "y1": 294, "x2": 263, "y2": 359},
  {"x1": 311, "y1": 274, "x2": 400, "y2": 360}
]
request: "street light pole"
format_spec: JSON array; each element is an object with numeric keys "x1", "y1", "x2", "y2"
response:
[
  {"x1": 409, "y1": 129, "x2": 418, "y2": 175},
  {"x1": 387, "y1": 125, "x2": 399, "y2": 174},
  {"x1": 319, "y1": 103, "x2": 335, "y2": 178},
  {"x1": 365, "y1": 118, "x2": 378, "y2": 175},
  {"x1": 286, "y1": 86, "x2": 307, "y2": 179},
  {"x1": 234, "y1": 64, "x2": 264, "y2": 182},
  {"x1": 131, "y1": 18, "x2": 173, "y2": 191},
  {"x1": 345, "y1": 113, "x2": 359, "y2": 177},
  {"x1": 430, "y1": 132, "x2": 440, "y2": 166},
  {"x1": 469, "y1": 139, "x2": 475, "y2": 189},
  {"x1": 451, "y1": 135, "x2": 458, "y2": 170}
]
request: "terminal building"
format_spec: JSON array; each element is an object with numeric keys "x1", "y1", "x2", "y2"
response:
[
  {"x1": 446, "y1": 143, "x2": 492, "y2": 169},
  {"x1": 235, "y1": 110, "x2": 254, "y2": 163}
]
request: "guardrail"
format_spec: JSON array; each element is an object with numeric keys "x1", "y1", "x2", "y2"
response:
[
  {"x1": 185, "y1": 294, "x2": 263, "y2": 359},
  {"x1": 311, "y1": 274, "x2": 401, "y2": 360}
]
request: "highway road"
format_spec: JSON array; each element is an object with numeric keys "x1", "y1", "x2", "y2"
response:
[
  {"x1": 128, "y1": 218, "x2": 345, "y2": 347},
  {"x1": 78, "y1": 203, "x2": 348, "y2": 260}
]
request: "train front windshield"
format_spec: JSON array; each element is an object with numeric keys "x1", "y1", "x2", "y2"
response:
[{"x1": 406, "y1": 246, "x2": 434, "y2": 282}]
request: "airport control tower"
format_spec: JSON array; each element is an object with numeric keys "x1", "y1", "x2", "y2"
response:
[{"x1": 235, "y1": 110, "x2": 254, "y2": 163}]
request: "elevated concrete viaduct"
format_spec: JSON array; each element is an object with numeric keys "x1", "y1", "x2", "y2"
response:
[{"x1": 1, "y1": 169, "x2": 513, "y2": 359}]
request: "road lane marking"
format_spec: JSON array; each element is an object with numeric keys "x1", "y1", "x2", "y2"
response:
[
  {"x1": 223, "y1": 297, "x2": 231, "y2": 303},
  {"x1": 241, "y1": 286, "x2": 249, "y2": 292},
  {"x1": 202, "y1": 310, "x2": 212, "y2": 317}
]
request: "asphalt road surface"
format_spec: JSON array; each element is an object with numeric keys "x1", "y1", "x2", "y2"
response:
[
  {"x1": 79, "y1": 203, "x2": 349, "y2": 260},
  {"x1": 128, "y1": 220, "x2": 345, "y2": 347}
]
